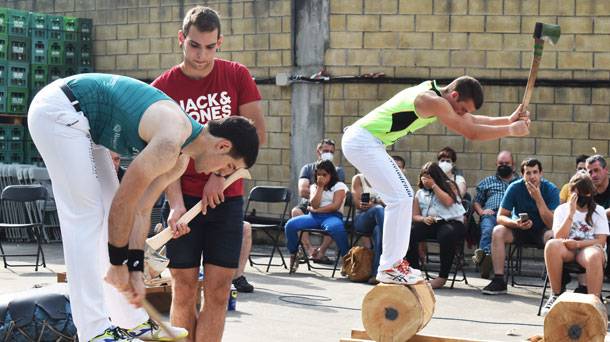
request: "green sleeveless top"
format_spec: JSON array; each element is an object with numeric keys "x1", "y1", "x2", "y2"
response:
[
  {"x1": 353, "y1": 80, "x2": 441, "y2": 146},
  {"x1": 65, "y1": 73, "x2": 203, "y2": 156}
]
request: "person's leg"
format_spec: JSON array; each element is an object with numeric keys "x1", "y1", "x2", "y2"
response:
[
  {"x1": 315, "y1": 236, "x2": 334, "y2": 257},
  {"x1": 433, "y1": 221, "x2": 466, "y2": 287},
  {"x1": 233, "y1": 221, "x2": 254, "y2": 293},
  {"x1": 342, "y1": 127, "x2": 416, "y2": 277},
  {"x1": 405, "y1": 222, "x2": 430, "y2": 269},
  {"x1": 170, "y1": 268, "x2": 200, "y2": 341},
  {"x1": 478, "y1": 215, "x2": 497, "y2": 254},
  {"x1": 28, "y1": 83, "x2": 112, "y2": 341},
  {"x1": 490, "y1": 225, "x2": 514, "y2": 275},
  {"x1": 358, "y1": 206, "x2": 385, "y2": 274},
  {"x1": 320, "y1": 214, "x2": 349, "y2": 256},
  {"x1": 544, "y1": 239, "x2": 575, "y2": 294},
  {"x1": 196, "y1": 197, "x2": 244, "y2": 342},
  {"x1": 577, "y1": 245, "x2": 605, "y2": 296},
  {"x1": 284, "y1": 214, "x2": 319, "y2": 254},
  {"x1": 197, "y1": 265, "x2": 235, "y2": 342}
]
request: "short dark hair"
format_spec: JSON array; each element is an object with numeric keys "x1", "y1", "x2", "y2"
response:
[
  {"x1": 207, "y1": 116, "x2": 259, "y2": 168},
  {"x1": 182, "y1": 6, "x2": 221, "y2": 38},
  {"x1": 586, "y1": 154, "x2": 607, "y2": 169},
  {"x1": 520, "y1": 158, "x2": 543, "y2": 174},
  {"x1": 447, "y1": 76, "x2": 484, "y2": 110},
  {"x1": 576, "y1": 154, "x2": 589, "y2": 165},
  {"x1": 316, "y1": 138, "x2": 336, "y2": 150},
  {"x1": 437, "y1": 146, "x2": 457, "y2": 163},
  {"x1": 315, "y1": 159, "x2": 339, "y2": 191},
  {"x1": 392, "y1": 155, "x2": 406, "y2": 168}
]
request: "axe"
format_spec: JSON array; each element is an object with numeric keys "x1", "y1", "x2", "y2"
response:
[
  {"x1": 521, "y1": 22, "x2": 561, "y2": 110},
  {"x1": 146, "y1": 168, "x2": 252, "y2": 251}
]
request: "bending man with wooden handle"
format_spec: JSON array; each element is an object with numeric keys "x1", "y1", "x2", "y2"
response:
[{"x1": 146, "y1": 169, "x2": 252, "y2": 251}]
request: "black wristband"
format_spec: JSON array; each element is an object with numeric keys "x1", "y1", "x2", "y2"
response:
[
  {"x1": 128, "y1": 249, "x2": 144, "y2": 272},
  {"x1": 108, "y1": 243, "x2": 129, "y2": 266}
]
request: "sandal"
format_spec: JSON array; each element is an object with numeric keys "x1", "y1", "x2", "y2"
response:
[{"x1": 312, "y1": 254, "x2": 334, "y2": 265}]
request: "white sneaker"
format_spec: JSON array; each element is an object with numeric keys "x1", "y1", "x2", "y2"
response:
[
  {"x1": 376, "y1": 259, "x2": 424, "y2": 285},
  {"x1": 128, "y1": 319, "x2": 188, "y2": 341},
  {"x1": 540, "y1": 294, "x2": 559, "y2": 317}
]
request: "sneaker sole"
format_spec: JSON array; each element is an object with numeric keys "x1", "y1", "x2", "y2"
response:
[{"x1": 481, "y1": 289, "x2": 507, "y2": 295}]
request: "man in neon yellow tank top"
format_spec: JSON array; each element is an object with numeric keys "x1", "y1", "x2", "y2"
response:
[
  {"x1": 27, "y1": 73, "x2": 259, "y2": 341},
  {"x1": 342, "y1": 76, "x2": 530, "y2": 285}
]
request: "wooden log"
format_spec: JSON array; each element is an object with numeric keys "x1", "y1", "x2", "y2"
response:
[
  {"x1": 544, "y1": 293, "x2": 607, "y2": 342},
  {"x1": 362, "y1": 283, "x2": 435, "y2": 342}
]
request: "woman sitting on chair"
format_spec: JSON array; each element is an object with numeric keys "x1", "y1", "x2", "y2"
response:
[
  {"x1": 285, "y1": 159, "x2": 349, "y2": 273},
  {"x1": 541, "y1": 172, "x2": 609, "y2": 316},
  {"x1": 406, "y1": 162, "x2": 466, "y2": 289}
]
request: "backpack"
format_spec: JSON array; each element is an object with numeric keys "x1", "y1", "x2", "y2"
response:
[{"x1": 341, "y1": 246, "x2": 374, "y2": 282}]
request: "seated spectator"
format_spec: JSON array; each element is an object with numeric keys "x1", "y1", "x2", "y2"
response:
[
  {"x1": 585, "y1": 155, "x2": 610, "y2": 276},
  {"x1": 437, "y1": 146, "x2": 467, "y2": 197},
  {"x1": 482, "y1": 158, "x2": 559, "y2": 295},
  {"x1": 560, "y1": 154, "x2": 589, "y2": 203},
  {"x1": 285, "y1": 160, "x2": 349, "y2": 273},
  {"x1": 292, "y1": 138, "x2": 345, "y2": 262},
  {"x1": 472, "y1": 150, "x2": 519, "y2": 278},
  {"x1": 110, "y1": 151, "x2": 126, "y2": 181},
  {"x1": 541, "y1": 172, "x2": 608, "y2": 316},
  {"x1": 406, "y1": 162, "x2": 466, "y2": 289},
  {"x1": 392, "y1": 155, "x2": 407, "y2": 174},
  {"x1": 352, "y1": 172, "x2": 385, "y2": 285}
]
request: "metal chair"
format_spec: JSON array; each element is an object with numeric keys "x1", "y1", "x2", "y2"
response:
[
  {"x1": 0, "y1": 184, "x2": 48, "y2": 271},
  {"x1": 245, "y1": 186, "x2": 291, "y2": 272},
  {"x1": 506, "y1": 242, "x2": 545, "y2": 287}
]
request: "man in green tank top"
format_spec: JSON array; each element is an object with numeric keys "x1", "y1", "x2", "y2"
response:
[
  {"x1": 27, "y1": 73, "x2": 259, "y2": 341},
  {"x1": 342, "y1": 76, "x2": 530, "y2": 285}
]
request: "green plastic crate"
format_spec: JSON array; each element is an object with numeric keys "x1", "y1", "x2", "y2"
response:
[
  {"x1": 0, "y1": 151, "x2": 23, "y2": 164},
  {"x1": 24, "y1": 140, "x2": 42, "y2": 165},
  {"x1": 47, "y1": 15, "x2": 63, "y2": 40},
  {"x1": 30, "y1": 64, "x2": 47, "y2": 89},
  {"x1": 0, "y1": 140, "x2": 23, "y2": 152},
  {"x1": 64, "y1": 41, "x2": 77, "y2": 65},
  {"x1": 0, "y1": 88, "x2": 6, "y2": 113},
  {"x1": 78, "y1": 18, "x2": 92, "y2": 41},
  {"x1": 8, "y1": 62, "x2": 28, "y2": 88},
  {"x1": 48, "y1": 65, "x2": 63, "y2": 83},
  {"x1": 7, "y1": 87, "x2": 28, "y2": 114},
  {"x1": 29, "y1": 12, "x2": 48, "y2": 40},
  {"x1": 48, "y1": 40, "x2": 64, "y2": 65},
  {"x1": 31, "y1": 39, "x2": 47, "y2": 64},
  {"x1": 0, "y1": 62, "x2": 6, "y2": 87},
  {"x1": 78, "y1": 42, "x2": 92, "y2": 66},
  {"x1": 8, "y1": 9, "x2": 29, "y2": 36},
  {"x1": 8, "y1": 36, "x2": 29, "y2": 62},
  {"x1": 0, "y1": 9, "x2": 7, "y2": 34},
  {"x1": 8, "y1": 124, "x2": 23, "y2": 140},
  {"x1": 0, "y1": 34, "x2": 7, "y2": 60}
]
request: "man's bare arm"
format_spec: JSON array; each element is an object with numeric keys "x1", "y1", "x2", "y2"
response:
[
  {"x1": 469, "y1": 115, "x2": 511, "y2": 126},
  {"x1": 298, "y1": 178, "x2": 310, "y2": 199},
  {"x1": 240, "y1": 101, "x2": 266, "y2": 145}
]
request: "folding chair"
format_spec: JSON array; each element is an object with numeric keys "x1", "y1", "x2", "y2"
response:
[
  {"x1": 0, "y1": 185, "x2": 48, "y2": 271},
  {"x1": 245, "y1": 186, "x2": 291, "y2": 272},
  {"x1": 506, "y1": 242, "x2": 545, "y2": 287},
  {"x1": 421, "y1": 237, "x2": 468, "y2": 289}
]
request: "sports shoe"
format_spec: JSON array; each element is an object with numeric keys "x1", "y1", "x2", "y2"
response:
[
  {"x1": 472, "y1": 248, "x2": 486, "y2": 265},
  {"x1": 289, "y1": 252, "x2": 301, "y2": 274},
  {"x1": 479, "y1": 254, "x2": 493, "y2": 279},
  {"x1": 232, "y1": 275, "x2": 254, "y2": 293},
  {"x1": 573, "y1": 285, "x2": 588, "y2": 294},
  {"x1": 128, "y1": 319, "x2": 188, "y2": 341},
  {"x1": 91, "y1": 326, "x2": 143, "y2": 341},
  {"x1": 541, "y1": 294, "x2": 559, "y2": 316},
  {"x1": 376, "y1": 259, "x2": 424, "y2": 285},
  {"x1": 482, "y1": 277, "x2": 507, "y2": 295}
]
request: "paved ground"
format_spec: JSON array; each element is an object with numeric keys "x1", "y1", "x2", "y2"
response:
[{"x1": 1, "y1": 242, "x2": 608, "y2": 341}]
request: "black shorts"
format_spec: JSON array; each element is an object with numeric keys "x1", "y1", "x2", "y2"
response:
[
  {"x1": 513, "y1": 228, "x2": 546, "y2": 248},
  {"x1": 164, "y1": 195, "x2": 244, "y2": 269}
]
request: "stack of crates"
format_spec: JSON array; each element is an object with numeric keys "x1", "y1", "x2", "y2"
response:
[{"x1": 0, "y1": 7, "x2": 93, "y2": 165}]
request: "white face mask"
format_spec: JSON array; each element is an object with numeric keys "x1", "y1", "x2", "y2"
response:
[
  {"x1": 439, "y1": 161, "x2": 453, "y2": 174},
  {"x1": 320, "y1": 152, "x2": 334, "y2": 162}
]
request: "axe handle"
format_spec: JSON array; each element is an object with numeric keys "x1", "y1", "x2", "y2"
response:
[
  {"x1": 146, "y1": 169, "x2": 251, "y2": 250},
  {"x1": 521, "y1": 39, "x2": 545, "y2": 110}
]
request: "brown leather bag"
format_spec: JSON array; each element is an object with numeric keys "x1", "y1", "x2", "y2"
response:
[{"x1": 341, "y1": 246, "x2": 374, "y2": 282}]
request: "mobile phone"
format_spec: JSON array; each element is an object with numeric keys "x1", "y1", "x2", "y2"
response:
[
  {"x1": 361, "y1": 193, "x2": 370, "y2": 204},
  {"x1": 518, "y1": 213, "x2": 529, "y2": 222}
]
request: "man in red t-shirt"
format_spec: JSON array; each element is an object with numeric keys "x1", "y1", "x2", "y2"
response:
[{"x1": 151, "y1": 6, "x2": 265, "y2": 342}]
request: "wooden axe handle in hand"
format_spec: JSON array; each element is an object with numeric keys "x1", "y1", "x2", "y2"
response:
[{"x1": 146, "y1": 168, "x2": 251, "y2": 250}]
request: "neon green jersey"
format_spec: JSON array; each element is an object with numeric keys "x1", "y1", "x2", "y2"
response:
[{"x1": 353, "y1": 80, "x2": 441, "y2": 146}]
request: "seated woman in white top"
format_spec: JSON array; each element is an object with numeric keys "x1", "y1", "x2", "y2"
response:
[
  {"x1": 284, "y1": 160, "x2": 349, "y2": 273},
  {"x1": 406, "y1": 161, "x2": 466, "y2": 289},
  {"x1": 541, "y1": 172, "x2": 609, "y2": 316}
]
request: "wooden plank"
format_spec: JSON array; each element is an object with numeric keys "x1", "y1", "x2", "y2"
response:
[
  {"x1": 343, "y1": 331, "x2": 485, "y2": 342},
  {"x1": 351, "y1": 330, "x2": 370, "y2": 339}
]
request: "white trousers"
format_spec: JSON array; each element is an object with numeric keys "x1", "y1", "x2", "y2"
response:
[
  {"x1": 342, "y1": 126, "x2": 414, "y2": 272},
  {"x1": 27, "y1": 80, "x2": 148, "y2": 341}
]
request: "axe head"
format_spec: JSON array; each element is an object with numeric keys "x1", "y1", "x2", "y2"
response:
[{"x1": 534, "y1": 22, "x2": 561, "y2": 45}]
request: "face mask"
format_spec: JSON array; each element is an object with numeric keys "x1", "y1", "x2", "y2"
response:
[
  {"x1": 439, "y1": 161, "x2": 452, "y2": 173},
  {"x1": 497, "y1": 165, "x2": 513, "y2": 178},
  {"x1": 320, "y1": 152, "x2": 334, "y2": 162},
  {"x1": 577, "y1": 195, "x2": 591, "y2": 208}
]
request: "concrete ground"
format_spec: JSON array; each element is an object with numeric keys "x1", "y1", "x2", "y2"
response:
[{"x1": 1, "y1": 242, "x2": 608, "y2": 341}]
